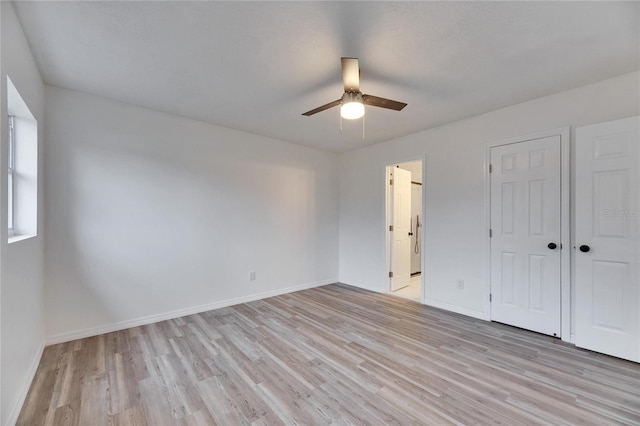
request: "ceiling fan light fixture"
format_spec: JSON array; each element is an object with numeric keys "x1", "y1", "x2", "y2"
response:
[
  {"x1": 340, "y1": 92, "x2": 365, "y2": 119},
  {"x1": 301, "y1": 58, "x2": 406, "y2": 119}
]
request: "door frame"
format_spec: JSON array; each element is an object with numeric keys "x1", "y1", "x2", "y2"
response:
[
  {"x1": 385, "y1": 158, "x2": 426, "y2": 303},
  {"x1": 484, "y1": 127, "x2": 571, "y2": 342}
]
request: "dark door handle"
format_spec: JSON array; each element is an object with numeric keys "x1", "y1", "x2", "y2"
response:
[
  {"x1": 548, "y1": 242, "x2": 557, "y2": 250},
  {"x1": 579, "y1": 245, "x2": 591, "y2": 253}
]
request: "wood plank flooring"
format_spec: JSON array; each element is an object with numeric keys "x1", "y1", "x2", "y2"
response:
[{"x1": 18, "y1": 283, "x2": 640, "y2": 425}]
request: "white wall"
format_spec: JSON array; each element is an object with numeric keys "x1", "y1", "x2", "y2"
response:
[
  {"x1": 0, "y1": 2, "x2": 46, "y2": 424},
  {"x1": 339, "y1": 71, "x2": 640, "y2": 321},
  {"x1": 44, "y1": 86, "x2": 339, "y2": 342}
]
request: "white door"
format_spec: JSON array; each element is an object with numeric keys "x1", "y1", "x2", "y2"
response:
[
  {"x1": 490, "y1": 136, "x2": 562, "y2": 336},
  {"x1": 575, "y1": 116, "x2": 640, "y2": 362},
  {"x1": 391, "y1": 167, "x2": 411, "y2": 291}
]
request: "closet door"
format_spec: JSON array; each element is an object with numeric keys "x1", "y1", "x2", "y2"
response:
[
  {"x1": 575, "y1": 116, "x2": 640, "y2": 362},
  {"x1": 490, "y1": 136, "x2": 562, "y2": 337}
]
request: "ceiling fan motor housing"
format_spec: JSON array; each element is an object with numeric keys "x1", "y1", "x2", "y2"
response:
[{"x1": 342, "y1": 91, "x2": 363, "y2": 104}]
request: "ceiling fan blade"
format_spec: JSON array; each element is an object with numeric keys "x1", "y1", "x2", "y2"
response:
[
  {"x1": 341, "y1": 57, "x2": 360, "y2": 92},
  {"x1": 362, "y1": 94, "x2": 407, "y2": 111},
  {"x1": 302, "y1": 99, "x2": 342, "y2": 116}
]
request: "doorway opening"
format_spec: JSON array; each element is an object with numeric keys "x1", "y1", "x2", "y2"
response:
[{"x1": 386, "y1": 160, "x2": 423, "y2": 302}]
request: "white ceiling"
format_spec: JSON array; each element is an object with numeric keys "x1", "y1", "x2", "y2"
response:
[{"x1": 13, "y1": 1, "x2": 640, "y2": 153}]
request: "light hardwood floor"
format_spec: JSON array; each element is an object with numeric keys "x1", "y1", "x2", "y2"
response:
[{"x1": 18, "y1": 284, "x2": 640, "y2": 425}]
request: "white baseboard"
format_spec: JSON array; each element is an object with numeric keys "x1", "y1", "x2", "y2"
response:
[
  {"x1": 5, "y1": 342, "x2": 45, "y2": 426},
  {"x1": 45, "y1": 279, "x2": 336, "y2": 346},
  {"x1": 424, "y1": 298, "x2": 486, "y2": 320}
]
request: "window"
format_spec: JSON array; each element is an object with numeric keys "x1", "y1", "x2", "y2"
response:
[
  {"x1": 7, "y1": 76, "x2": 38, "y2": 242},
  {"x1": 8, "y1": 115, "x2": 15, "y2": 235}
]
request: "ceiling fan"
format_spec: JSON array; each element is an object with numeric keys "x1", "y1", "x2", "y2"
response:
[{"x1": 302, "y1": 57, "x2": 407, "y2": 120}]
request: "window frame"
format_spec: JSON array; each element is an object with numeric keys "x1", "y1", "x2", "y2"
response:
[{"x1": 8, "y1": 114, "x2": 15, "y2": 235}]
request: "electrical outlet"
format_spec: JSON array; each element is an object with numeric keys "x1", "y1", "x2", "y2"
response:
[
  {"x1": 249, "y1": 271, "x2": 256, "y2": 281},
  {"x1": 456, "y1": 279, "x2": 464, "y2": 289}
]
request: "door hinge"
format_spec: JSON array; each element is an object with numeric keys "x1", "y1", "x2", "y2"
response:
[
  {"x1": 490, "y1": 294, "x2": 492, "y2": 302},
  {"x1": 489, "y1": 164, "x2": 493, "y2": 173},
  {"x1": 389, "y1": 271, "x2": 393, "y2": 278},
  {"x1": 389, "y1": 179, "x2": 394, "y2": 185},
  {"x1": 489, "y1": 229, "x2": 492, "y2": 238},
  {"x1": 389, "y1": 225, "x2": 393, "y2": 232}
]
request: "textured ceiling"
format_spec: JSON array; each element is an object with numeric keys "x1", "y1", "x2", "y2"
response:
[{"x1": 13, "y1": 1, "x2": 640, "y2": 152}]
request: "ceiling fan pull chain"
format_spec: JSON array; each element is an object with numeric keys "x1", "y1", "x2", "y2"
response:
[
  {"x1": 362, "y1": 111, "x2": 365, "y2": 139},
  {"x1": 339, "y1": 110, "x2": 343, "y2": 134}
]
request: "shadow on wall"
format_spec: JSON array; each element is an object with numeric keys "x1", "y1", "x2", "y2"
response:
[{"x1": 45, "y1": 114, "x2": 336, "y2": 337}]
